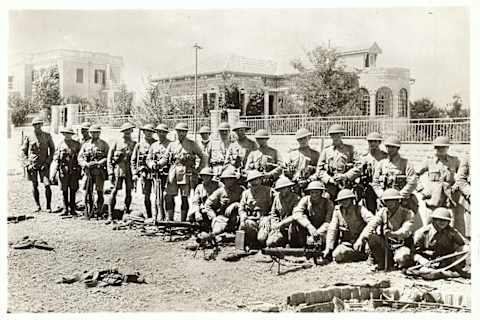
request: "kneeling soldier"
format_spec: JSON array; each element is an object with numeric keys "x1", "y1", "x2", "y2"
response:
[
  {"x1": 288, "y1": 181, "x2": 334, "y2": 248},
  {"x1": 188, "y1": 167, "x2": 221, "y2": 230},
  {"x1": 239, "y1": 170, "x2": 275, "y2": 248},
  {"x1": 413, "y1": 207, "x2": 468, "y2": 272},
  {"x1": 266, "y1": 176, "x2": 300, "y2": 247},
  {"x1": 204, "y1": 168, "x2": 245, "y2": 237},
  {"x1": 356, "y1": 189, "x2": 416, "y2": 271},
  {"x1": 323, "y1": 189, "x2": 374, "y2": 263},
  {"x1": 51, "y1": 127, "x2": 82, "y2": 216}
]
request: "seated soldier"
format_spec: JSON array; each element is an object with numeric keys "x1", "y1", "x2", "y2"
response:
[
  {"x1": 356, "y1": 189, "x2": 416, "y2": 271},
  {"x1": 187, "y1": 167, "x2": 221, "y2": 230},
  {"x1": 204, "y1": 168, "x2": 245, "y2": 238},
  {"x1": 265, "y1": 176, "x2": 300, "y2": 247},
  {"x1": 323, "y1": 189, "x2": 375, "y2": 263},
  {"x1": 288, "y1": 181, "x2": 334, "y2": 248},
  {"x1": 413, "y1": 207, "x2": 469, "y2": 273},
  {"x1": 239, "y1": 170, "x2": 274, "y2": 248}
]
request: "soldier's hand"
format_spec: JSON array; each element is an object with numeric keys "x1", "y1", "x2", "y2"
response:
[
  {"x1": 422, "y1": 193, "x2": 431, "y2": 200},
  {"x1": 353, "y1": 239, "x2": 364, "y2": 252},
  {"x1": 322, "y1": 248, "x2": 331, "y2": 259},
  {"x1": 109, "y1": 174, "x2": 115, "y2": 184},
  {"x1": 334, "y1": 174, "x2": 346, "y2": 183},
  {"x1": 312, "y1": 229, "x2": 322, "y2": 241}
]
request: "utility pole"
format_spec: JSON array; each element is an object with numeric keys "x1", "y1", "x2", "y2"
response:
[{"x1": 193, "y1": 43, "x2": 202, "y2": 142}]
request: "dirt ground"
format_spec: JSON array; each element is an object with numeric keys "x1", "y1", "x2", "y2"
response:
[{"x1": 7, "y1": 174, "x2": 470, "y2": 313}]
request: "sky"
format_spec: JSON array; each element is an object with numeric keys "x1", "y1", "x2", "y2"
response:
[{"x1": 8, "y1": 7, "x2": 470, "y2": 108}]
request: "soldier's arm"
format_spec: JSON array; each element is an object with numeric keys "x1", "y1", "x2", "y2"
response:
[
  {"x1": 46, "y1": 134, "x2": 55, "y2": 165},
  {"x1": 359, "y1": 206, "x2": 375, "y2": 224},
  {"x1": 317, "y1": 199, "x2": 334, "y2": 235},
  {"x1": 20, "y1": 135, "x2": 30, "y2": 167},
  {"x1": 371, "y1": 161, "x2": 384, "y2": 198},
  {"x1": 157, "y1": 143, "x2": 171, "y2": 168},
  {"x1": 50, "y1": 145, "x2": 60, "y2": 174},
  {"x1": 131, "y1": 143, "x2": 140, "y2": 173},
  {"x1": 292, "y1": 198, "x2": 317, "y2": 235},
  {"x1": 344, "y1": 148, "x2": 362, "y2": 181},
  {"x1": 325, "y1": 209, "x2": 339, "y2": 250},
  {"x1": 391, "y1": 210, "x2": 415, "y2": 240},
  {"x1": 190, "y1": 185, "x2": 202, "y2": 213},
  {"x1": 244, "y1": 152, "x2": 255, "y2": 171},
  {"x1": 204, "y1": 190, "x2": 220, "y2": 218},
  {"x1": 106, "y1": 141, "x2": 115, "y2": 175},
  {"x1": 238, "y1": 192, "x2": 248, "y2": 225},
  {"x1": 268, "y1": 150, "x2": 283, "y2": 178},
  {"x1": 315, "y1": 149, "x2": 333, "y2": 184},
  {"x1": 455, "y1": 157, "x2": 470, "y2": 198},
  {"x1": 194, "y1": 142, "x2": 208, "y2": 170},
  {"x1": 413, "y1": 227, "x2": 427, "y2": 252},
  {"x1": 357, "y1": 210, "x2": 383, "y2": 242},
  {"x1": 269, "y1": 196, "x2": 281, "y2": 223},
  {"x1": 400, "y1": 161, "x2": 418, "y2": 197},
  {"x1": 77, "y1": 144, "x2": 87, "y2": 168}
]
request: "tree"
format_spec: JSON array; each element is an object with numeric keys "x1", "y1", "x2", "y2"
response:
[
  {"x1": 31, "y1": 66, "x2": 62, "y2": 117},
  {"x1": 9, "y1": 94, "x2": 37, "y2": 126},
  {"x1": 115, "y1": 84, "x2": 134, "y2": 115},
  {"x1": 447, "y1": 94, "x2": 469, "y2": 118},
  {"x1": 409, "y1": 98, "x2": 445, "y2": 119},
  {"x1": 291, "y1": 46, "x2": 361, "y2": 116},
  {"x1": 245, "y1": 87, "x2": 265, "y2": 116},
  {"x1": 132, "y1": 82, "x2": 166, "y2": 125},
  {"x1": 220, "y1": 82, "x2": 241, "y2": 110}
]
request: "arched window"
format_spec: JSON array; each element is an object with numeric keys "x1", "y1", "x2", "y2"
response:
[
  {"x1": 398, "y1": 88, "x2": 408, "y2": 117},
  {"x1": 358, "y1": 88, "x2": 370, "y2": 115},
  {"x1": 375, "y1": 87, "x2": 392, "y2": 116}
]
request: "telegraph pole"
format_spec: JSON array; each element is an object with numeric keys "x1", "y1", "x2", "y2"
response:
[{"x1": 193, "y1": 43, "x2": 202, "y2": 142}]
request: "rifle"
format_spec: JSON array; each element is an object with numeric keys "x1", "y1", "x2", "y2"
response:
[
  {"x1": 154, "y1": 171, "x2": 164, "y2": 224},
  {"x1": 155, "y1": 221, "x2": 201, "y2": 241},
  {"x1": 261, "y1": 242, "x2": 326, "y2": 274},
  {"x1": 134, "y1": 129, "x2": 141, "y2": 192},
  {"x1": 384, "y1": 210, "x2": 389, "y2": 272}
]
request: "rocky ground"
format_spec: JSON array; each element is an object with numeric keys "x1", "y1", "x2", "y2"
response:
[{"x1": 7, "y1": 174, "x2": 470, "y2": 313}]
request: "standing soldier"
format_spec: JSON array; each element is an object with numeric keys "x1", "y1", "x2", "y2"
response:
[
  {"x1": 323, "y1": 189, "x2": 375, "y2": 263},
  {"x1": 20, "y1": 117, "x2": 55, "y2": 213},
  {"x1": 107, "y1": 122, "x2": 136, "y2": 222},
  {"x1": 288, "y1": 181, "x2": 334, "y2": 248},
  {"x1": 79, "y1": 122, "x2": 92, "y2": 144},
  {"x1": 372, "y1": 137, "x2": 419, "y2": 216},
  {"x1": 224, "y1": 121, "x2": 257, "y2": 176},
  {"x1": 146, "y1": 123, "x2": 171, "y2": 222},
  {"x1": 316, "y1": 124, "x2": 360, "y2": 200},
  {"x1": 244, "y1": 129, "x2": 283, "y2": 186},
  {"x1": 187, "y1": 167, "x2": 220, "y2": 230},
  {"x1": 78, "y1": 125, "x2": 109, "y2": 219},
  {"x1": 357, "y1": 132, "x2": 387, "y2": 213},
  {"x1": 131, "y1": 124, "x2": 157, "y2": 219},
  {"x1": 416, "y1": 136, "x2": 461, "y2": 229},
  {"x1": 238, "y1": 170, "x2": 275, "y2": 248},
  {"x1": 51, "y1": 127, "x2": 82, "y2": 217},
  {"x1": 198, "y1": 126, "x2": 212, "y2": 155},
  {"x1": 209, "y1": 122, "x2": 232, "y2": 176},
  {"x1": 356, "y1": 189, "x2": 415, "y2": 271},
  {"x1": 284, "y1": 128, "x2": 320, "y2": 194},
  {"x1": 454, "y1": 152, "x2": 470, "y2": 238},
  {"x1": 158, "y1": 122, "x2": 207, "y2": 221}
]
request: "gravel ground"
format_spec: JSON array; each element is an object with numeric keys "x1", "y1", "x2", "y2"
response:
[{"x1": 7, "y1": 174, "x2": 470, "y2": 313}]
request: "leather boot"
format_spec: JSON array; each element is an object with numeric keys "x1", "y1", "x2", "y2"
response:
[
  {"x1": 59, "y1": 191, "x2": 69, "y2": 216},
  {"x1": 45, "y1": 186, "x2": 52, "y2": 213}
]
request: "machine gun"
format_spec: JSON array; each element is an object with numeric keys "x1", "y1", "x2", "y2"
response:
[
  {"x1": 155, "y1": 221, "x2": 201, "y2": 241},
  {"x1": 261, "y1": 242, "x2": 327, "y2": 274}
]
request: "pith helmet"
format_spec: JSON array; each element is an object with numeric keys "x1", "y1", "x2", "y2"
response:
[
  {"x1": 232, "y1": 121, "x2": 250, "y2": 131},
  {"x1": 219, "y1": 168, "x2": 238, "y2": 179},
  {"x1": 175, "y1": 122, "x2": 189, "y2": 131},
  {"x1": 336, "y1": 189, "x2": 356, "y2": 201},
  {"x1": 141, "y1": 124, "x2": 156, "y2": 132},
  {"x1": 80, "y1": 121, "x2": 92, "y2": 130},
  {"x1": 31, "y1": 116, "x2": 44, "y2": 125},
  {"x1": 381, "y1": 188, "x2": 403, "y2": 201},
  {"x1": 60, "y1": 127, "x2": 75, "y2": 135},
  {"x1": 274, "y1": 176, "x2": 295, "y2": 190},
  {"x1": 366, "y1": 132, "x2": 383, "y2": 141},
  {"x1": 433, "y1": 136, "x2": 450, "y2": 147},
  {"x1": 305, "y1": 181, "x2": 326, "y2": 191},
  {"x1": 328, "y1": 124, "x2": 346, "y2": 135},
  {"x1": 384, "y1": 137, "x2": 401, "y2": 148},
  {"x1": 218, "y1": 122, "x2": 231, "y2": 131},
  {"x1": 431, "y1": 207, "x2": 452, "y2": 221},
  {"x1": 120, "y1": 122, "x2": 135, "y2": 132},
  {"x1": 296, "y1": 128, "x2": 312, "y2": 140},
  {"x1": 246, "y1": 170, "x2": 264, "y2": 182},
  {"x1": 155, "y1": 123, "x2": 169, "y2": 132},
  {"x1": 254, "y1": 129, "x2": 270, "y2": 139},
  {"x1": 199, "y1": 167, "x2": 215, "y2": 176},
  {"x1": 199, "y1": 126, "x2": 211, "y2": 134},
  {"x1": 89, "y1": 124, "x2": 101, "y2": 132}
]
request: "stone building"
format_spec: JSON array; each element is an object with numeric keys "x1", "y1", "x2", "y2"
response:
[
  {"x1": 151, "y1": 42, "x2": 414, "y2": 118},
  {"x1": 8, "y1": 49, "x2": 124, "y2": 110}
]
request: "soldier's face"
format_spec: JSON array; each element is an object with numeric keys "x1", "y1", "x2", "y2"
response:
[
  {"x1": 143, "y1": 130, "x2": 153, "y2": 140},
  {"x1": 201, "y1": 175, "x2": 212, "y2": 183},
  {"x1": 386, "y1": 146, "x2": 399, "y2": 157},
  {"x1": 33, "y1": 124, "x2": 42, "y2": 133},
  {"x1": 157, "y1": 131, "x2": 167, "y2": 140},
  {"x1": 63, "y1": 133, "x2": 73, "y2": 141},
  {"x1": 278, "y1": 188, "x2": 289, "y2": 196},
  {"x1": 248, "y1": 177, "x2": 261, "y2": 188},
  {"x1": 200, "y1": 133, "x2": 210, "y2": 141},
  {"x1": 309, "y1": 190, "x2": 323, "y2": 202},
  {"x1": 176, "y1": 130, "x2": 187, "y2": 141},
  {"x1": 222, "y1": 177, "x2": 236, "y2": 187},
  {"x1": 339, "y1": 198, "x2": 353, "y2": 209},
  {"x1": 256, "y1": 138, "x2": 268, "y2": 147},
  {"x1": 219, "y1": 130, "x2": 229, "y2": 139},
  {"x1": 435, "y1": 146, "x2": 449, "y2": 157},
  {"x1": 123, "y1": 129, "x2": 133, "y2": 138},
  {"x1": 330, "y1": 133, "x2": 343, "y2": 144},
  {"x1": 368, "y1": 140, "x2": 381, "y2": 150},
  {"x1": 91, "y1": 132, "x2": 100, "y2": 139},
  {"x1": 384, "y1": 199, "x2": 400, "y2": 212},
  {"x1": 433, "y1": 218, "x2": 449, "y2": 230},
  {"x1": 81, "y1": 129, "x2": 89, "y2": 137},
  {"x1": 235, "y1": 129, "x2": 246, "y2": 139},
  {"x1": 297, "y1": 136, "x2": 309, "y2": 148}
]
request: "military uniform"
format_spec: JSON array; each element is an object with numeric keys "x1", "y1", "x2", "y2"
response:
[
  {"x1": 358, "y1": 206, "x2": 415, "y2": 269},
  {"x1": 357, "y1": 149, "x2": 387, "y2": 213},
  {"x1": 289, "y1": 195, "x2": 334, "y2": 248},
  {"x1": 146, "y1": 137, "x2": 171, "y2": 221},
  {"x1": 265, "y1": 190, "x2": 301, "y2": 247},
  {"x1": 189, "y1": 180, "x2": 221, "y2": 229},
  {"x1": 316, "y1": 143, "x2": 361, "y2": 200},
  {"x1": 238, "y1": 185, "x2": 275, "y2": 247},
  {"x1": 78, "y1": 136, "x2": 109, "y2": 217},
  {"x1": 21, "y1": 127, "x2": 56, "y2": 211},
  {"x1": 224, "y1": 137, "x2": 257, "y2": 171},
  {"x1": 245, "y1": 146, "x2": 283, "y2": 184},
  {"x1": 209, "y1": 139, "x2": 232, "y2": 176},
  {"x1": 414, "y1": 223, "x2": 466, "y2": 263},
  {"x1": 325, "y1": 204, "x2": 374, "y2": 262},
  {"x1": 131, "y1": 136, "x2": 157, "y2": 218},
  {"x1": 204, "y1": 184, "x2": 244, "y2": 235},
  {"x1": 284, "y1": 146, "x2": 319, "y2": 191},
  {"x1": 455, "y1": 155, "x2": 470, "y2": 237}
]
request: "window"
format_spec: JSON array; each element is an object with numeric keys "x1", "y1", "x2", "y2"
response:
[
  {"x1": 398, "y1": 88, "x2": 408, "y2": 117},
  {"x1": 76, "y1": 68, "x2": 84, "y2": 83},
  {"x1": 364, "y1": 54, "x2": 370, "y2": 68},
  {"x1": 94, "y1": 69, "x2": 106, "y2": 85},
  {"x1": 358, "y1": 88, "x2": 370, "y2": 115},
  {"x1": 8, "y1": 76, "x2": 13, "y2": 90},
  {"x1": 375, "y1": 87, "x2": 392, "y2": 116}
]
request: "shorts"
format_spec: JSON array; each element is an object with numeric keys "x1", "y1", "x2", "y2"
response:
[
  {"x1": 59, "y1": 175, "x2": 80, "y2": 191},
  {"x1": 27, "y1": 167, "x2": 50, "y2": 186},
  {"x1": 166, "y1": 177, "x2": 191, "y2": 196},
  {"x1": 85, "y1": 174, "x2": 105, "y2": 192}
]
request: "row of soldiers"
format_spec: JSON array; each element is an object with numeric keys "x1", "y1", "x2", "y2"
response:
[{"x1": 21, "y1": 116, "x2": 470, "y2": 272}]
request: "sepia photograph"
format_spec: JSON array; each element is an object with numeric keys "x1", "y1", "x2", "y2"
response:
[{"x1": 3, "y1": 2, "x2": 474, "y2": 315}]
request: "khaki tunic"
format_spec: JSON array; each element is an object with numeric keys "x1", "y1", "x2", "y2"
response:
[
  {"x1": 270, "y1": 191, "x2": 301, "y2": 223},
  {"x1": 21, "y1": 131, "x2": 55, "y2": 169},
  {"x1": 78, "y1": 138, "x2": 109, "y2": 177},
  {"x1": 52, "y1": 139, "x2": 82, "y2": 187},
  {"x1": 204, "y1": 184, "x2": 245, "y2": 217},
  {"x1": 292, "y1": 196, "x2": 334, "y2": 235},
  {"x1": 359, "y1": 149, "x2": 388, "y2": 181},
  {"x1": 245, "y1": 146, "x2": 283, "y2": 179},
  {"x1": 284, "y1": 146, "x2": 319, "y2": 181},
  {"x1": 316, "y1": 143, "x2": 361, "y2": 183},
  {"x1": 372, "y1": 154, "x2": 417, "y2": 198},
  {"x1": 131, "y1": 137, "x2": 156, "y2": 179},
  {"x1": 359, "y1": 206, "x2": 415, "y2": 241},
  {"x1": 224, "y1": 137, "x2": 257, "y2": 169},
  {"x1": 107, "y1": 138, "x2": 136, "y2": 178},
  {"x1": 191, "y1": 180, "x2": 221, "y2": 213},
  {"x1": 239, "y1": 185, "x2": 275, "y2": 222},
  {"x1": 146, "y1": 138, "x2": 171, "y2": 174},
  {"x1": 414, "y1": 224, "x2": 465, "y2": 258}
]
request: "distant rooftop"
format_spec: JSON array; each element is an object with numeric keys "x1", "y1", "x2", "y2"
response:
[{"x1": 9, "y1": 49, "x2": 123, "y2": 67}]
